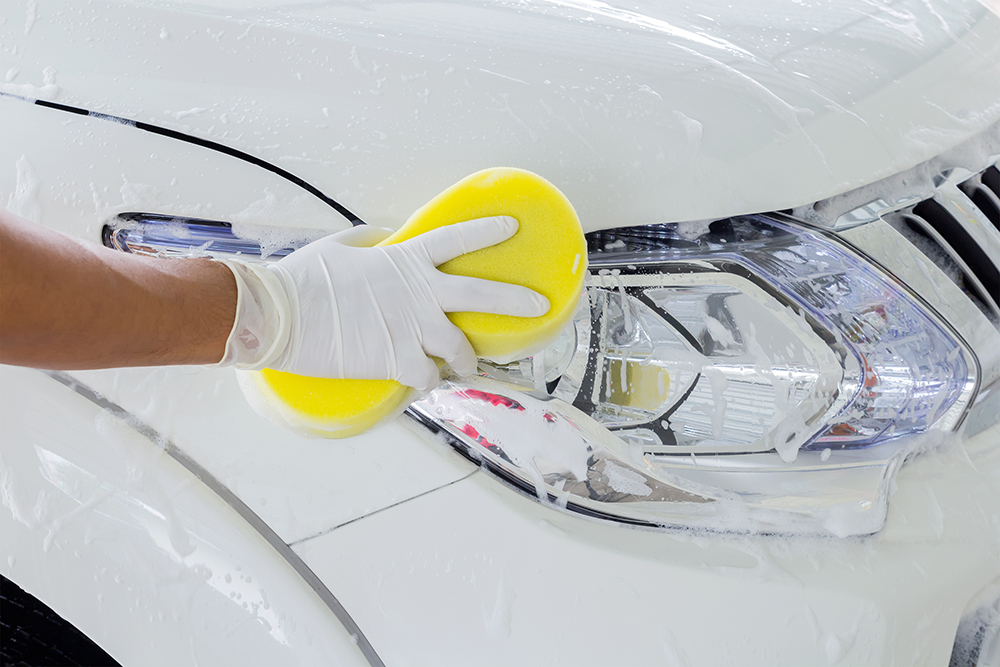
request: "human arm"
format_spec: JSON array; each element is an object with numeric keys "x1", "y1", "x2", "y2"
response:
[
  {"x1": 0, "y1": 208, "x2": 236, "y2": 369},
  {"x1": 0, "y1": 210, "x2": 547, "y2": 389}
]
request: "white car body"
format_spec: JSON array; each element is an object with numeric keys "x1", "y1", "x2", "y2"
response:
[{"x1": 2, "y1": 1, "x2": 999, "y2": 665}]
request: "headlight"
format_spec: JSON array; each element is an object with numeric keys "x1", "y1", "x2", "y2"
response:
[
  {"x1": 408, "y1": 214, "x2": 978, "y2": 536},
  {"x1": 102, "y1": 210, "x2": 979, "y2": 536}
]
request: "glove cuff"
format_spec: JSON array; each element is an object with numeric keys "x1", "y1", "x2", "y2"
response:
[{"x1": 213, "y1": 259, "x2": 293, "y2": 370}]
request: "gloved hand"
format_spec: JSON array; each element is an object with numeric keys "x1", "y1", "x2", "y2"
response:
[{"x1": 216, "y1": 216, "x2": 549, "y2": 392}]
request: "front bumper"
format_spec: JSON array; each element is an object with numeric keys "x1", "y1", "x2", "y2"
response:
[{"x1": 291, "y1": 418, "x2": 1000, "y2": 665}]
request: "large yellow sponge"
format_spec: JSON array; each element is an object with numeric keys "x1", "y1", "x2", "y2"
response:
[{"x1": 242, "y1": 167, "x2": 586, "y2": 438}]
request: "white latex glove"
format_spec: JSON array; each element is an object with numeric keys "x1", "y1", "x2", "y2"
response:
[{"x1": 216, "y1": 216, "x2": 549, "y2": 392}]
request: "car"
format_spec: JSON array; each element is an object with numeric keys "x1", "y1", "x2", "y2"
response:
[{"x1": 1, "y1": 0, "x2": 998, "y2": 664}]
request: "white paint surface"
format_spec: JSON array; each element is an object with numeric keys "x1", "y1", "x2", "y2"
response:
[
  {"x1": 294, "y1": 424, "x2": 1000, "y2": 665},
  {"x1": 0, "y1": 366, "x2": 368, "y2": 666},
  {"x1": 1, "y1": 0, "x2": 998, "y2": 663},
  {"x1": 1, "y1": 0, "x2": 997, "y2": 229}
]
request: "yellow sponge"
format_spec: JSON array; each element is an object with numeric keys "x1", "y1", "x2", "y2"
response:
[
  {"x1": 241, "y1": 167, "x2": 586, "y2": 438},
  {"x1": 241, "y1": 371, "x2": 415, "y2": 439}
]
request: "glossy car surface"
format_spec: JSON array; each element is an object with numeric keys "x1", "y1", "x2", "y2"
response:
[{"x1": 2, "y1": 0, "x2": 999, "y2": 664}]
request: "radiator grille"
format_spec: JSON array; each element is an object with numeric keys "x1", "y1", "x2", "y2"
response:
[{"x1": 885, "y1": 162, "x2": 1000, "y2": 324}]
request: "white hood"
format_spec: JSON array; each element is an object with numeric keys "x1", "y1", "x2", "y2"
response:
[{"x1": 2, "y1": 0, "x2": 999, "y2": 230}]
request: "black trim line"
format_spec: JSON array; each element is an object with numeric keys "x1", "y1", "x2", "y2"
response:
[
  {"x1": 40, "y1": 370, "x2": 385, "y2": 667},
  {"x1": 3, "y1": 92, "x2": 365, "y2": 226}
]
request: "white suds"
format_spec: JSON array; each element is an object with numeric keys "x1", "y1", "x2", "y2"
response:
[
  {"x1": 165, "y1": 107, "x2": 207, "y2": 120},
  {"x1": 229, "y1": 190, "x2": 332, "y2": 257},
  {"x1": 483, "y1": 573, "x2": 516, "y2": 639},
  {"x1": 673, "y1": 110, "x2": 704, "y2": 155},
  {"x1": 6, "y1": 155, "x2": 43, "y2": 222},
  {"x1": 24, "y1": 0, "x2": 38, "y2": 36},
  {"x1": 637, "y1": 84, "x2": 662, "y2": 100},
  {"x1": 675, "y1": 219, "x2": 712, "y2": 240},
  {"x1": 0, "y1": 66, "x2": 59, "y2": 100},
  {"x1": 603, "y1": 460, "x2": 652, "y2": 496}
]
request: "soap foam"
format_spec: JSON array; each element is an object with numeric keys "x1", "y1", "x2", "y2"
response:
[
  {"x1": 6, "y1": 155, "x2": 43, "y2": 223},
  {"x1": 0, "y1": 66, "x2": 59, "y2": 100}
]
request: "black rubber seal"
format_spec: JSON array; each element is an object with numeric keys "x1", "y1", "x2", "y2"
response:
[{"x1": 1, "y1": 92, "x2": 365, "y2": 226}]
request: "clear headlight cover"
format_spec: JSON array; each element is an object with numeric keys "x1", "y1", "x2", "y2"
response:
[{"x1": 408, "y1": 214, "x2": 978, "y2": 536}]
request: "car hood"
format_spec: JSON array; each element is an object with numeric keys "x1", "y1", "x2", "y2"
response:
[{"x1": 2, "y1": 0, "x2": 999, "y2": 230}]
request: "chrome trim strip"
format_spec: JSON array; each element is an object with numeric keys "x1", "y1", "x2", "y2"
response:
[
  {"x1": 40, "y1": 370, "x2": 385, "y2": 667},
  {"x1": 833, "y1": 194, "x2": 923, "y2": 230}
]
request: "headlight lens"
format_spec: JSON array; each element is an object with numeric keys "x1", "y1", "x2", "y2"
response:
[{"x1": 409, "y1": 214, "x2": 978, "y2": 536}]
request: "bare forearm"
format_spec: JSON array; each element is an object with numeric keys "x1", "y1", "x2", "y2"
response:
[{"x1": 0, "y1": 210, "x2": 236, "y2": 369}]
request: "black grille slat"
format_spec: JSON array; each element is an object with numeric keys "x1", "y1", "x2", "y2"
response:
[
  {"x1": 891, "y1": 211, "x2": 997, "y2": 321},
  {"x1": 911, "y1": 198, "x2": 999, "y2": 306},
  {"x1": 960, "y1": 167, "x2": 1000, "y2": 232},
  {"x1": 982, "y1": 165, "x2": 1000, "y2": 198},
  {"x1": 970, "y1": 186, "x2": 1000, "y2": 230}
]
